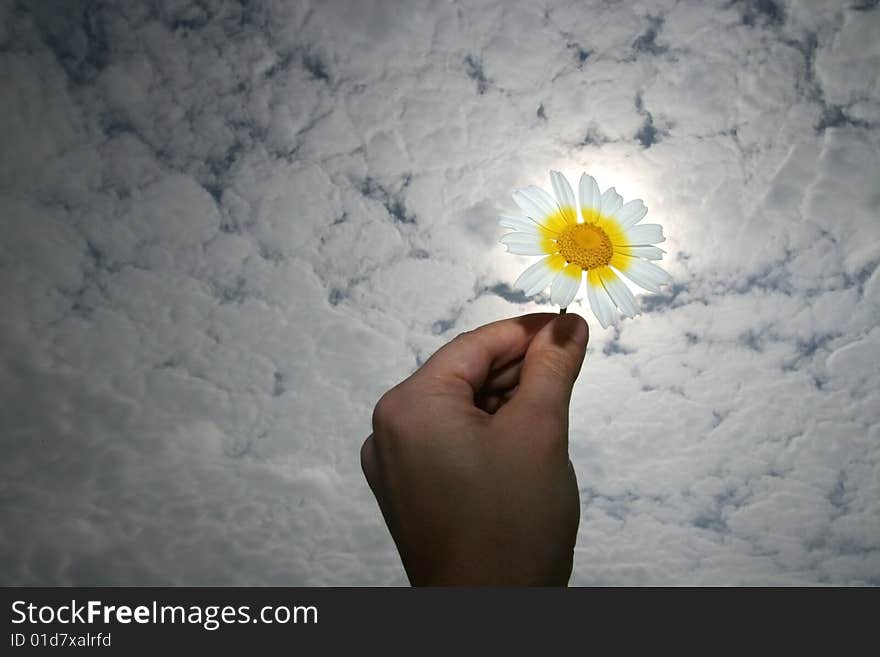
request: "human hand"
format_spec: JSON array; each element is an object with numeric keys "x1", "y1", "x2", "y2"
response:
[{"x1": 361, "y1": 313, "x2": 589, "y2": 586}]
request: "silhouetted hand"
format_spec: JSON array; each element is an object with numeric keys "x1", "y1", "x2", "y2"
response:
[{"x1": 361, "y1": 313, "x2": 589, "y2": 586}]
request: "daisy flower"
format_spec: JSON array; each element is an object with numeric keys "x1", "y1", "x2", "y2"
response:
[{"x1": 498, "y1": 171, "x2": 671, "y2": 328}]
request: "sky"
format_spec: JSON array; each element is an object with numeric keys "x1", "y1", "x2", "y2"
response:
[{"x1": 0, "y1": 0, "x2": 878, "y2": 585}]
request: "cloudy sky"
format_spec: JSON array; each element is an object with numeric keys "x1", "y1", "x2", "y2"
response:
[{"x1": 1, "y1": 0, "x2": 878, "y2": 586}]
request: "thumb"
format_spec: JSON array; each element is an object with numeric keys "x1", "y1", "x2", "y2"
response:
[{"x1": 512, "y1": 313, "x2": 589, "y2": 421}]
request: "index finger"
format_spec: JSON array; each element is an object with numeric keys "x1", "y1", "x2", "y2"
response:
[{"x1": 414, "y1": 313, "x2": 556, "y2": 398}]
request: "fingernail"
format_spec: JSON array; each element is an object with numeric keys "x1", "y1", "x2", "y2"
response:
[{"x1": 556, "y1": 313, "x2": 589, "y2": 348}]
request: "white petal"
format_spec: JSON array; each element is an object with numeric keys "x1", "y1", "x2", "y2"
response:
[
  {"x1": 514, "y1": 256, "x2": 559, "y2": 296},
  {"x1": 622, "y1": 223, "x2": 665, "y2": 245},
  {"x1": 615, "y1": 260, "x2": 671, "y2": 293},
  {"x1": 500, "y1": 233, "x2": 547, "y2": 255},
  {"x1": 550, "y1": 269, "x2": 582, "y2": 307},
  {"x1": 600, "y1": 187, "x2": 623, "y2": 217},
  {"x1": 579, "y1": 173, "x2": 601, "y2": 215},
  {"x1": 504, "y1": 244, "x2": 547, "y2": 255},
  {"x1": 599, "y1": 269, "x2": 639, "y2": 318},
  {"x1": 618, "y1": 245, "x2": 665, "y2": 260},
  {"x1": 550, "y1": 170, "x2": 576, "y2": 210},
  {"x1": 499, "y1": 214, "x2": 540, "y2": 234},
  {"x1": 587, "y1": 278, "x2": 616, "y2": 328},
  {"x1": 614, "y1": 199, "x2": 648, "y2": 229},
  {"x1": 500, "y1": 232, "x2": 540, "y2": 245},
  {"x1": 512, "y1": 185, "x2": 558, "y2": 221}
]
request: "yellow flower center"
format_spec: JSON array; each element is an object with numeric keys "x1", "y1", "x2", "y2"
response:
[{"x1": 556, "y1": 223, "x2": 613, "y2": 270}]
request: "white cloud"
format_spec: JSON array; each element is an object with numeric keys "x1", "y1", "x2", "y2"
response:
[{"x1": 0, "y1": 0, "x2": 877, "y2": 585}]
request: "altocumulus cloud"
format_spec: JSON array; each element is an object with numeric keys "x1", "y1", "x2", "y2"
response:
[{"x1": 0, "y1": 0, "x2": 878, "y2": 585}]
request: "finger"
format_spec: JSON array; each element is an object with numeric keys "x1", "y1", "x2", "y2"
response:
[
  {"x1": 414, "y1": 313, "x2": 555, "y2": 398},
  {"x1": 506, "y1": 313, "x2": 589, "y2": 423},
  {"x1": 480, "y1": 356, "x2": 524, "y2": 394},
  {"x1": 475, "y1": 385, "x2": 518, "y2": 414}
]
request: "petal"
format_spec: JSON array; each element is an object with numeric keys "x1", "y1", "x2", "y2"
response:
[
  {"x1": 550, "y1": 265, "x2": 582, "y2": 307},
  {"x1": 600, "y1": 187, "x2": 623, "y2": 217},
  {"x1": 614, "y1": 259, "x2": 671, "y2": 293},
  {"x1": 614, "y1": 245, "x2": 665, "y2": 260},
  {"x1": 579, "y1": 173, "x2": 601, "y2": 218},
  {"x1": 550, "y1": 170, "x2": 576, "y2": 208},
  {"x1": 503, "y1": 244, "x2": 548, "y2": 256},
  {"x1": 514, "y1": 254, "x2": 566, "y2": 296},
  {"x1": 621, "y1": 223, "x2": 665, "y2": 245},
  {"x1": 550, "y1": 171, "x2": 577, "y2": 224},
  {"x1": 614, "y1": 199, "x2": 648, "y2": 229},
  {"x1": 500, "y1": 232, "x2": 541, "y2": 246},
  {"x1": 498, "y1": 214, "x2": 541, "y2": 234},
  {"x1": 599, "y1": 268, "x2": 639, "y2": 318},
  {"x1": 586, "y1": 269, "x2": 616, "y2": 329},
  {"x1": 500, "y1": 232, "x2": 552, "y2": 256},
  {"x1": 512, "y1": 185, "x2": 558, "y2": 220}
]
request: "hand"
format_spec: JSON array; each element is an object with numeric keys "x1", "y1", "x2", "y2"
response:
[{"x1": 361, "y1": 313, "x2": 589, "y2": 586}]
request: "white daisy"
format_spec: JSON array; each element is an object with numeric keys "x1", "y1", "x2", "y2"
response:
[{"x1": 499, "y1": 170, "x2": 671, "y2": 328}]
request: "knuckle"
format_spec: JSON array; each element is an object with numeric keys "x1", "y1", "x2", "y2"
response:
[
  {"x1": 360, "y1": 435, "x2": 374, "y2": 471},
  {"x1": 372, "y1": 392, "x2": 395, "y2": 430},
  {"x1": 360, "y1": 435, "x2": 379, "y2": 483},
  {"x1": 372, "y1": 388, "x2": 408, "y2": 436}
]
